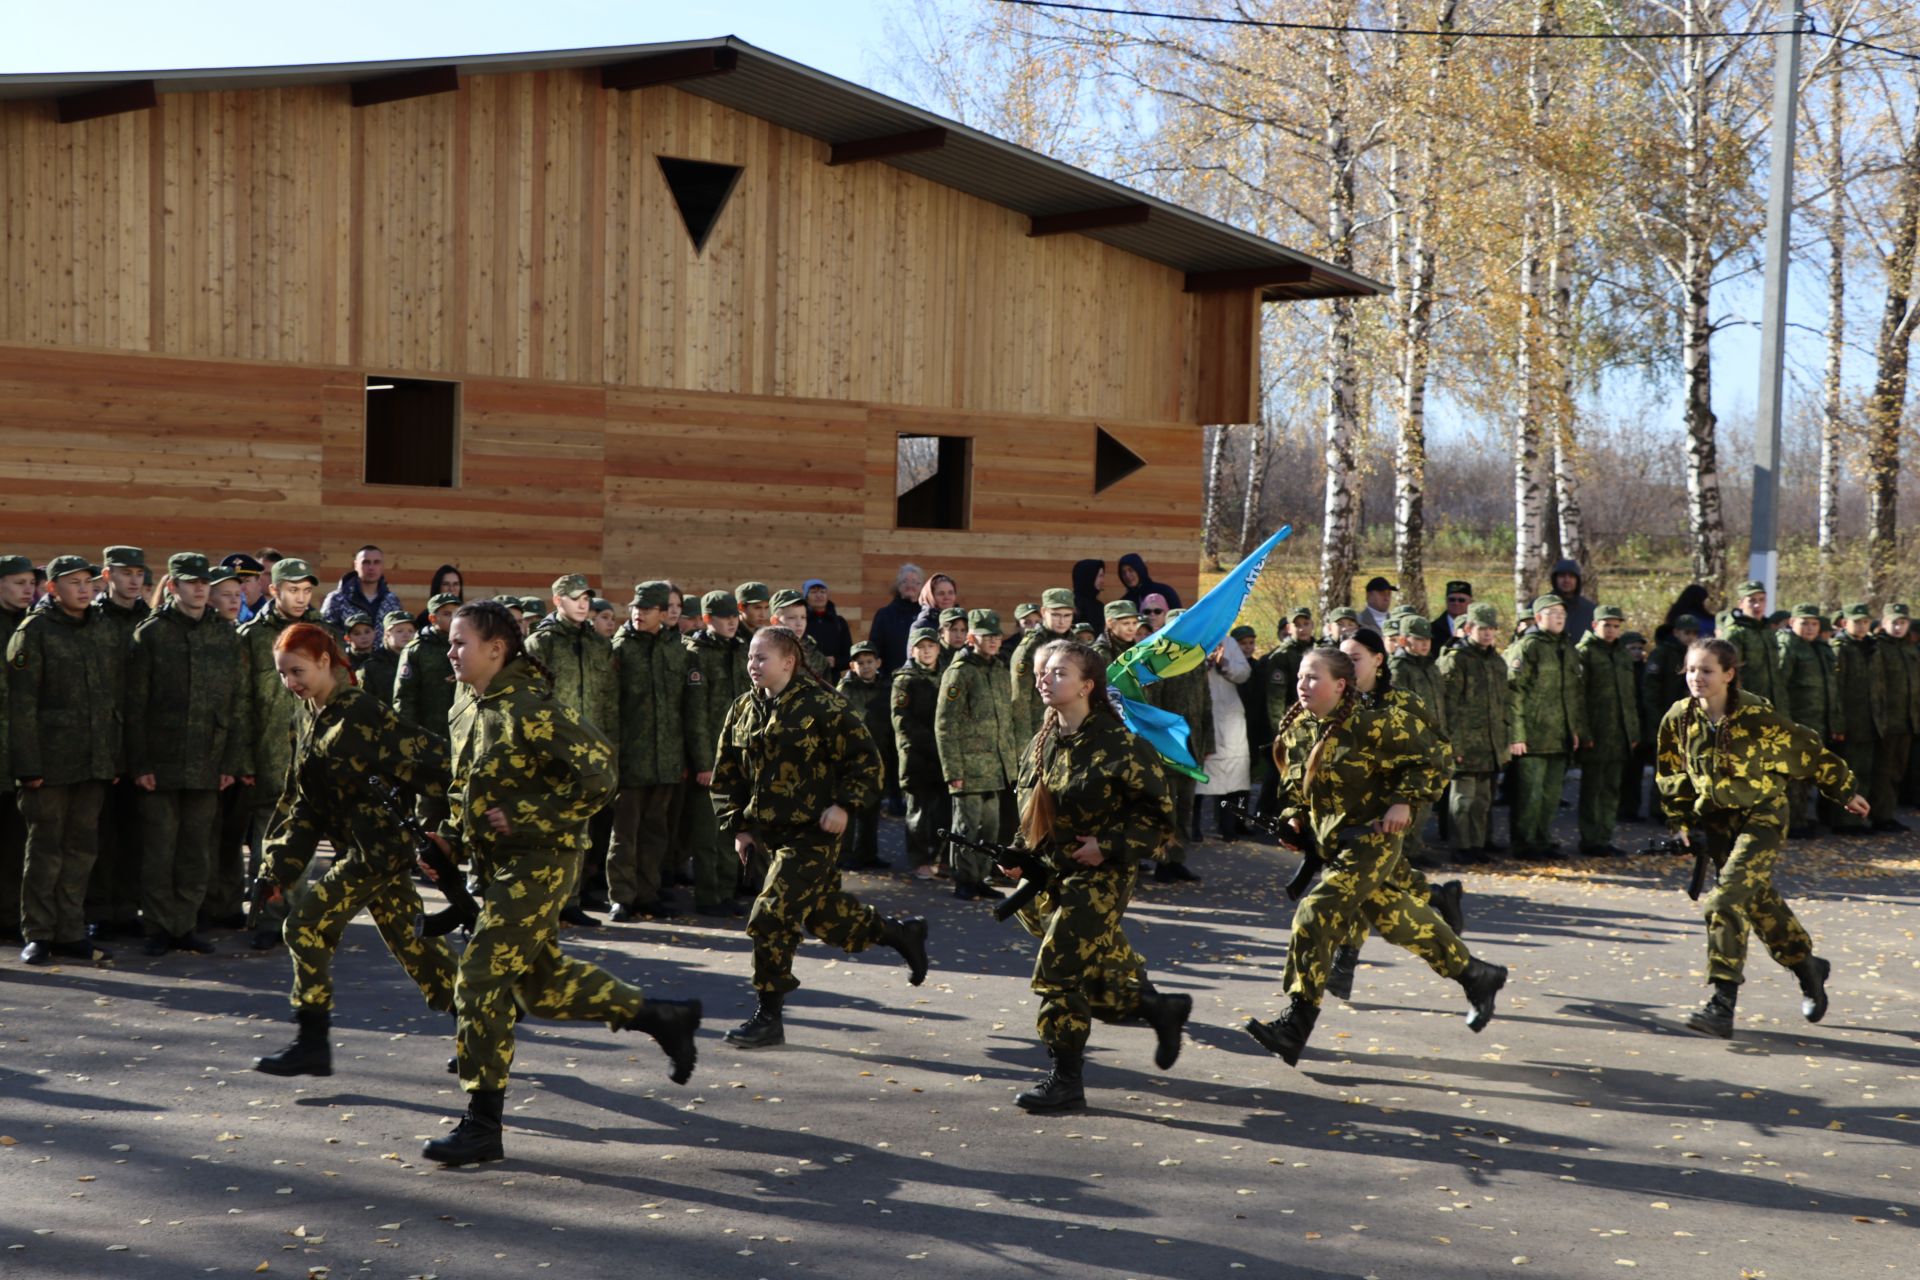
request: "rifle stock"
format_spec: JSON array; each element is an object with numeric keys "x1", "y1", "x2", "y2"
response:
[
  {"x1": 374, "y1": 779, "x2": 481, "y2": 935},
  {"x1": 1644, "y1": 833, "x2": 1710, "y2": 901},
  {"x1": 940, "y1": 828, "x2": 1051, "y2": 923},
  {"x1": 1229, "y1": 799, "x2": 1372, "y2": 901}
]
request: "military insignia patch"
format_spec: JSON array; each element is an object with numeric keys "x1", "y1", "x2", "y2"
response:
[
  {"x1": 10, "y1": 652, "x2": 25, "y2": 669},
  {"x1": 688, "y1": 669, "x2": 703, "y2": 684}
]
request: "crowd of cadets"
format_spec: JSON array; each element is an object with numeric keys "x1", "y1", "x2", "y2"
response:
[{"x1": 6, "y1": 541, "x2": 1917, "y2": 966}]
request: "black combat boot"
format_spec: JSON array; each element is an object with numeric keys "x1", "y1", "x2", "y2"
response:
[
  {"x1": 255, "y1": 1007, "x2": 332, "y2": 1077},
  {"x1": 1685, "y1": 979, "x2": 1738, "y2": 1039},
  {"x1": 627, "y1": 999, "x2": 703, "y2": 1084},
  {"x1": 1325, "y1": 945, "x2": 1361, "y2": 1002},
  {"x1": 878, "y1": 916, "x2": 930, "y2": 986},
  {"x1": 423, "y1": 1089, "x2": 505, "y2": 1166},
  {"x1": 1457, "y1": 957, "x2": 1508, "y2": 1032},
  {"x1": 1137, "y1": 990, "x2": 1192, "y2": 1070},
  {"x1": 1015, "y1": 1046, "x2": 1086, "y2": 1112},
  {"x1": 1246, "y1": 996, "x2": 1318, "y2": 1066},
  {"x1": 1434, "y1": 880, "x2": 1466, "y2": 937},
  {"x1": 1790, "y1": 955, "x2": 1830, "y2": 1023},
  {"x1": 725, "y1": 993, "x2": 785, "y2": 1048}
]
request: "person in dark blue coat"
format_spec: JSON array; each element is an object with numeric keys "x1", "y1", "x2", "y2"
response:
[
  {"x1": 866, "y1": 563, "x2": 925, "y2": 676},
  {"x1": 1071, "y1": 559, "x2": 1107, "y2": 631}
]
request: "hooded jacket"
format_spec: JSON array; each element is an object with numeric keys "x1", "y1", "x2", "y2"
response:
[
  {"x1": 1548, "y1": 559, "x2": 1598, "y2": 638},
  {"x1": 1117, "y1": 553, "x2": 1182, "y2": 611},
  {"x1": 1071, "y1": 558, "x2": 1106, "y2": 631}
]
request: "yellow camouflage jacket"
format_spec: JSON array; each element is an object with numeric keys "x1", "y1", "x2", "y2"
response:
[
  {"x1": 1654, "y1": 690, "x2": 1855, "y2": 823},
  {"x1": 710, "y1": 676, "x2": 883, "y2": 831},
  {"x1": 260, "y1": 685, "x2": 449, "y2": 885},
  {"x1": 1273, "y1": 695, "x2": 1452, "y2": 845},
  {"x1": 440, "y1": 656, "x2": 615, "y2": 866},
  {"x1": 1013, "y1": 706, "x2": 1174, "y2": 868}
]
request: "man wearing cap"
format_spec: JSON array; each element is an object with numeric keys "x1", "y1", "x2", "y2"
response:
[
  {"x1": 682, "y1": 590, "x2": 750, "y2": 915},
  {"x1": 1324, "y1": 607, "x2": 1361, "y2": 644},
  {"x1": 235, "y1": 556, "x2": 330, "y2": 947},
  {"x1": 219, "y1": 553, "x2": 267, "y2": 622},
  {"x1": 1717, "y1": 581, "x2": 1784, "y2": 708},
  {"x1": 836, "y1": 642, "x2": 893, "y2": 870},
  {"x1": 1145, "y1": 608, "x2": 1213, "y2": 882},
  {"x1": 1262, "y1": 608, "x2": 1318, "y2": 739},
  {"x1": 1431, "y1": 580, "x2": 1474, "y2": 647},
  {"x1": 936, "y1": 610, "x2": 1020, "y2": 899},
  {"x1": 526, "y1": 574, "x2": 621, "y2": 926},
  {"x1": 1777, "y1": 604, "x2": 1840, "y2": 837},
  {"x1": 590, "y1": 597, "x2": 619, "y2": 640},
  {"x1": 124, "y1": 554, "x2": 249, "y2": 956},
  {"x1": 8, "y1": 556, "x2": 120, "y2": 964},
  {"x1": 85, "y1": 546, "x2": 152, "y2": 940},
  {"x1": 1575, "y1": 606, "x2": 1639, "y2": 857},
  {"x1": 607, "y1": 582, "x2": 692, "y2": 921},
  {"x1": 891, "y1": 626, "x2": 948, "y2": 878},
  {"x1": 1013, "y1": 602, "x2": 1041, "y2": 635},
  {"x1": 803, "y1": 580, "x2": 852, "y2": 675},
  {"x1": 1357, "y1": 576, "x2": 1395, "y2": 637},
  {"x1": 320, "y1": 545, "x2": 405, "y2": 636},
  {"x1": 358, "y1": 612, "x2": 413, "y2": 705},
  {"x1": 770, "y1": 588, "x2": 831, "y2": 680},
  {"x1": 1010, "y1": 589, "x2": 1077, "y2": 745},
  {"x1": 1092, "y1": 598, "x2": 1142, "y2": 662},
  {"x1": 1505, "y1": 594, "x2": 1589, "y2": 859},
  {"x1": 937, "y1": 607, "x2": 968, "y2": 672},
  {"x1": 1868, "y1": 603, "x2": 1920, "y2": 833},
  {"x1": 735, "y1": 582, "x2": 773, "y2": 635},
  {"x1": 1438, "y1": 603, "x2": 1510, "y2": 860},
  {"x1": 0, "y1": 553, "x2": 38, "y2": 943},
  {"x1": 395, "y1": 593, "x2": 461, "y2": 738},
  {"x1": 1829, "y1": 604, "x2": 1880, "y2": 835}
]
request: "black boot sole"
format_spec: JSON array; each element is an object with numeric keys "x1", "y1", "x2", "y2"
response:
[
  {"x1": 1683, "y1": 1012, "x2": 1733, "y2": 1039},
  {"x1": 1246, "y1": 1018, "x2": 1306, "y2": 1067},
  {"x1": 724, "y1": 1026, "x2": 785, "y2": 1048},
  {"x1": 1799, "y1": 957, "x2": 1831, "y2": 1023},
  {"x1": 423, "y1": 1137, "x2": 504, "y2": 1166},
  {"x1": 254, "y1": 1055, "x2": 332, "y2": 1077},
  {"x1": 1463, "y1": 964, "x2": 1508, "y2": 1033},
  {"x1": 1014, "y1": 1085, "x2": 1086, "y2": 1112},
  {"x1": 1145, "y1": 994, "x2": 1192, "y2": 1070}
]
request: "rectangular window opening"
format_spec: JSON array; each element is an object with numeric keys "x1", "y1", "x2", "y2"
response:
[
  {"x1": 895, "y1": 434, "x2": 971, "y2": 530},
  {"x1": 364, "y1": 375, "x2": 459, "y2": 488}
]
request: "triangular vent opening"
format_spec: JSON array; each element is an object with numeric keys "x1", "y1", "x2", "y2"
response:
[
  {"x1": 658, "y1": 156, "x2": 743, "y2": 254},
  {"x1": 1094, "y1": 426, "x2": 1147, "y2": 493}
]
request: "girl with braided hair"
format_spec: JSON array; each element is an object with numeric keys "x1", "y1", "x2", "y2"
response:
[
  {"x1": 1005, "y1": 640, "x2": 1189, "y2": 1112},
  {"x1": 712, "y1": 624, "x2": 931, "y2": 1050},
  {"x1": 1248, "y1": 647, "x2": 1508, "y2": 1067}
]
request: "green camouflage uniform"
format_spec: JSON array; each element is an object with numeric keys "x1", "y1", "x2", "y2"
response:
[
  {"x1": 1574, "y1": 632, "x2": 1638, "y2": 852},
  {"x1": 936, "y1": 646, "x2": 1021, "y2": 883},
  {"x1": 1829, "y1": 631, "x2": 1879, "y2": 832},
  {"x1": 357, "y1": 647, "x2": 400, "y2": 705},
  {"x1": 607, "y1": 622, "x2": 690, "y2": 909},
  {"x1": 1437, "y1": 639, "x2": 1509, "y2": 851},
  {"x1": 439, "y1": 656, "x2": 644, "y2": 1093},
  {"x1": 1654, "y1": 692, "x2": 1856, "y2": 985},
  {"x1": 1338, "y1": 687, "x2": 1449, "y2": 951},
  {"x1": 1717, "y1": 612, "x2": 1783, "y2": 707},
  {"x1": 1008, "y1": 625, "x2": 1069, "y2": 746},
  {"x1": 1273, "y1": 695, "x2": 1465, "y2": 1005},
  {"x1": 7, "y1": 604, "x2": 121, "y2": 943},
  {"x1": 682, "y1": 626, "x2": 749, "y2": 908},
  {"x1": 394, "y1": 624, "x2": 459, "y2": 736},
  {"x1": 1145, "y1": 662, "x2": 1213, "y2": 863},
  {"x1": 1777, "y1": 629, "x2": 1839, "y2": 827},
  {"x1": 237, "y1": 601, "x2": 334, "y2": 926},
  {"x1": 710, "y1": 678, "x2": 885, "y2": 994},
  {"x1": 836, "y1": 668, "x2": 892, "y2": 866},
  {"x1": 259, "y1": 686, "x2": 457, "y2": 1016},
  {"x1": 124, "y1": 601, "x2": 248, "y2": 939},
  {"x1": 890, "y1": 660, "x2": 947, "y2": 869},
  {"x1": 1505, "y1": 627, "x2": 1588, "y2": 851},
  {"x1": 86, "y1": 594, "x2": 149, "y2": 932},
  {"x1": 1011, "y1": 707, "x2": 1174, "y2": 1052},
  {"x1": 1869, "y1": 626, "x2": 1920, "y2": 822},
  {"x1": 1642, "y1": 632, "x2": 1691, "y2": 740},
  {"x1": 1262, "y1": 638, "x2": 1316, "y2": 732},
  {"x1": 526, "y1": 613, "x2": 621, "y2": 909}
]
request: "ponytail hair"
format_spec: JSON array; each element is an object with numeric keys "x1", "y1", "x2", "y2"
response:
[
  {"x1": 1018, "y1": 639, "x2": 1108, "y2": 847},
  {"x1": 452, "y1": 599, "x2": 553, "y2": 683},
  {"x1": 274, "y1": 621, "x2": 359, "y2": 686},
  {"x1": 1687, "y1": 636, "x2": 1742, "y2": 702},
  {"x1": 749, "y1": 623, "x2": 832, "y2": 692},
  {"x1": 1271, "y1": 646, "x2": 1357, "y2": 792}
]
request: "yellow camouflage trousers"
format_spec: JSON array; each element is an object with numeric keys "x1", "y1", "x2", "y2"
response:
[
  {"x1": 1285, "y1": 832, "x2": 1468, "y2": 1006},
  {"x1": 747, "y1": 824, "x2": 882, "y2": 994},
  {"x1": 1341, "y1": 808, "x2": 1435, "y2": 950},
  {"x1": 1693, "y1": 807, "x2": 1813, "y2": 985},
  {"x1": 284, "y1": 854, "x2": 458, "y2": 1015},
  {"x1": 456, "y1": 846, "x2": 647, "y2": 1092},
  {"x1": 1015, "y1": 861, "x2": 1145, "y2": 1053}
]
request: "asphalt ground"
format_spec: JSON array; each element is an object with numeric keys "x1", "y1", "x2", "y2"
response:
[{"x1": 3, "y1": 794, "x2": 1917, "y2": 1280}]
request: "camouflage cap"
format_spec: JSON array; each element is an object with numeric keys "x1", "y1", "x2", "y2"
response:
[
  {"x1": 768, "y1": 588, "x2": 805, "y2": 610},
  {"x1": 1842, "y1": 602, "x2": 1871, "y2": 620},
  {"x1": 46, "y1": 554, "x2": 99, "y2": 581},
  {"x1": 1594, "y1": 604, "x2": 1625, "y2": 622},
  {"x1": 551, "y1": 573, "x2": 592, "y2": 599},
  {"x1": 270, "y1": 557, "x2": 319, "y2": 586},
  {"x1": 850, "y1": 641, "x2": 879, "y2": 659},
  {"x1": 1465, "y1": 602, "x2": 1499, "y2": 628},
  {"x1": 167, "y1": 552, "x2": 212, "y2": 582},
  {"x1": 1399, "y1": 615, "x2": 1433, "y2": 640},
  {"x1": 520, "y1": 597, "x2": 546, "y2": 616},
  {"x1": 493, "y1": 592, "x2": 524, "y2": 610},
  {"x1": 1289, "y1": 604, "x2": 1313, "y2": 619},
  {"x1": 1040, "y1": 587, "x2": 1075, "y2": 611},
  {"x1": 734, "y1": 581, "x2": 772, "y2": 605},
  {"x1": 343, "y1": 612, "x2": 375, "y2": 631},
  {"x1": 1531, "y1": 593, "x2": 1565, "y2": 614},
  {"x1": 0, "y1": 554, "x2": 35, "y2": 578},
  {"x1": 102, "y1": 545, "x2": 146, "y2": 569},
  {"x1": 1766, "y1": 609, "x2": 1791, "y2": 624},
  {"x1": 1326, "y1": 607, "x2": 1359, "y2": 625},
  {"x1": 1389, "y1": 604, "x2": 1417, "y2": 619},
  {"x1": 701, "y1": 590, "x2": 739, "y2": 618},
  {"x1": 1230, "y1": 624, "x2": 1257, "y2": 641},
  {"x1": 1888, "y1": 602, "x2": 1912, "y2": 619},
  {"x1": 968, "y1": 608, "x2": 1004, "y2": 636},
  {"x1": 427, "y1": 592, "x2": 462, "y2": 611},
  {"x1": 631, "y1": 580, "x2": 672, "y2": 610},
  {"x1": 1103, "y1": 599, "x2": 1140, "y2": 621},
  {"x1": 940, "y1": 607, "x2": 967, "y2": 626},
  {"x1": 1790, "y1": 602, "x2": 1824, "y2": 619},
  {"x1": 205, "y1": 565, "x2": 240, "y2": 586},
  {"x1": 1673, "y1": 613, "x2": 1705, "y2": 633},
  {"x1": 1072, "y1": 622, "x2": 1095, "y2": 636},
  {"x1": 1014, "y1": 602, "x2": 1039, "y2": 620},
  {"x1": 1736, "y1": 579, "x2": 1767, "y2": 598},
  {"x1": 382, "y1": 610, "x2": 414, "y2": 630},
  {"x1": 908, "y1": 626, "x2": 940, "y2": 646},
  {"x1": 590, "y1": 597, "x2": 614, "y2": 613}
]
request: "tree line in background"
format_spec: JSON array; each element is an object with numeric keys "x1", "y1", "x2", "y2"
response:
[{"x1": 884, "y1": 0, "x2": 1920, "y2": 609}]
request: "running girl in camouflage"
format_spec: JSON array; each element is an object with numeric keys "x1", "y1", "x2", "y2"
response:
[
  {"x1": 421, "y1": 601, "x2": 702, "y2": 1167},
  {"x1": 1655, "y1": 636, "x2": 1868, "y2": 1039},
  {"x1": 1007, "y1": 640, "x2": 1190, "y2": 1113}
]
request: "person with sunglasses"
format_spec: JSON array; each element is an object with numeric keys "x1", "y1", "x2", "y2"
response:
[{"x1": 1431, "y1": 581, "x2": 1474, "y2": 646}]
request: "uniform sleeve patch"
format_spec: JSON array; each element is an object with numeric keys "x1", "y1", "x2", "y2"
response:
[{"x1": 688, "y1": 669, "x2": 703, "y2": 684}]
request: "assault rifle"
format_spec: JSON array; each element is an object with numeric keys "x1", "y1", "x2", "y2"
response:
[
  {"x1": 939, "y1": 829, "x2": 1051, "y2": 923},
  {"x1": 1229, "y1": 799, "x2": 1375, "y2": 901},
  {"x1": 1645, "y1": 833, "x2": 1711, "y2": 901},
  {"x1": 373, "y1": 778, "x2": 480, "y2": 937}
]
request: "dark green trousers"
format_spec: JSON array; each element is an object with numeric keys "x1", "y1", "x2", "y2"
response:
[
  {"x1": 606, "y1": 783, "x2": 677, "y2": 907},
  {"x1": 1828, "y1": 733, "x2": 1876, "y2": 830},
  {"x1": 138, "y1": 788, "x2": 218, "y2": 939},
  {"x1": 1869, "y1": 732, "x2": 1911, "y2": 822},
  {"x1": 18, "y1": 781, "x2": 106, "y2": 943},
  {"x1": 1577, "y1": 750, "x2": 1624, "y2": 849},
  {"x1": 947, "y1": 790, "x2": 1002, "y2": 883},
  {"x1": 1512, "y1": 753, "x2": 1568, "y2": 848}
]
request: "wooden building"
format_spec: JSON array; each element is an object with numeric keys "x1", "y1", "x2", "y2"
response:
[{"x1": 0, "y1": 38, "x2": 1374, "y2": 624}]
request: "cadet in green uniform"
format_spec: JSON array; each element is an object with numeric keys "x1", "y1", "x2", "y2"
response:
[
  {"x1": 1090, "y1": 599, "x2": 1142, "y2": 662},
  {"x1": 525, "y1": 573, "x2": 621, "y2": 926},
  {"x1": 1387, "y1": 615, "x2": 1449, "y2": 861},
  {"x1": 713, "y1": 625, "x2": 929, "y2": 1049},
  {"x1": 682, "y1": 590, "x2": 750, "y2": 915},
  {"x1": 736, "y1": 581, "x2": 773, "y2": 636},
  {"x1": 1717, "y1": 580, "x2": 1783, "y2": 707},
  {"x1": 607, "y1": 581, "x2": 690, "y2": 920},
  {"x1": 836, "y1": 642, "x2": 892, "y2": 870},
  {"x1": 237, "y1": 557, "x2": 330, "y2": 948},
  {"x1": 1868, "y1": 603, "x2": 1919, "y2": 832},
  {"x1": 1437, "y1": 603, "x2": 1509, "y2": 861},
  {"x1": 772, "y1": 588, "x2": 834, "y2": 680},
  {"x1": 249, "y1": 621, "x2": 461, "y2": 1078},
  {"x1": 1010, "y1": 588, "x2": 1077, "y2": 744},
  {"x1": 938, "y1": 609, "x2": 1022, "y2": 899},
  {"x1": 891, "y1": 627, "x2": 947, "y2": 879},
  {"x1": 1323, "y1": 607, "x2": 1361, "y2": 644},
  {"x1": 1776, "y1": 603, "x2": 1840, "y2": 837},
  {"x1": 342, "y1": 612, "x2": 378, "y2": 664},
  {"x1": 1829, "y1": 604, "x2": 1879, "y2": 835},
  {"x1": 86, "y1": 545, "x2": 152, "y2": 940},
  {"x1": 1619, "y1": 629, "x2": 1652, "y2": 823},
  {"x1": 0, "y1": 553, "x2": 37, "y2": 945},
  {"x1": 395, "y1": 593, "x2": 461, "y2": 738},
  {"x1": 1262, "y1": 607, "x2": 1317, "y2": 747},
  {"x1": 1247, "y1": 647, "x2": 1506, "y2": 1065},
  {"x1": 1147, "y1": 607, "x2": 1213, "y2": 880},
  {"x1": 1505, "y1": 594, "x2": 1589, "y2": 859},
  {"x1": 8, "y1": 555, "x2": 120, "y2": 965},
  {"x1": 1655, "y1": 636, "x2": 1868, "y2": 1038},
  {"x1": 937, "y1": 608, "x2": 968, "y2": 672},
  {"x1": 421, "y1": 601, "x2": 702, "y2": 1166},
  {"x1": 125, "y1": 554, "x2": 249, "y2": 955},
  {"x1": 358, "y1": 611, "x2": 411, "y2": 705},
  {"x1": 1574, "y1": 605, "x2": 1639, "y2": 857},
  {"x1": 1007, "y1": 639, "x2": 1189, "y2": 1112}
]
